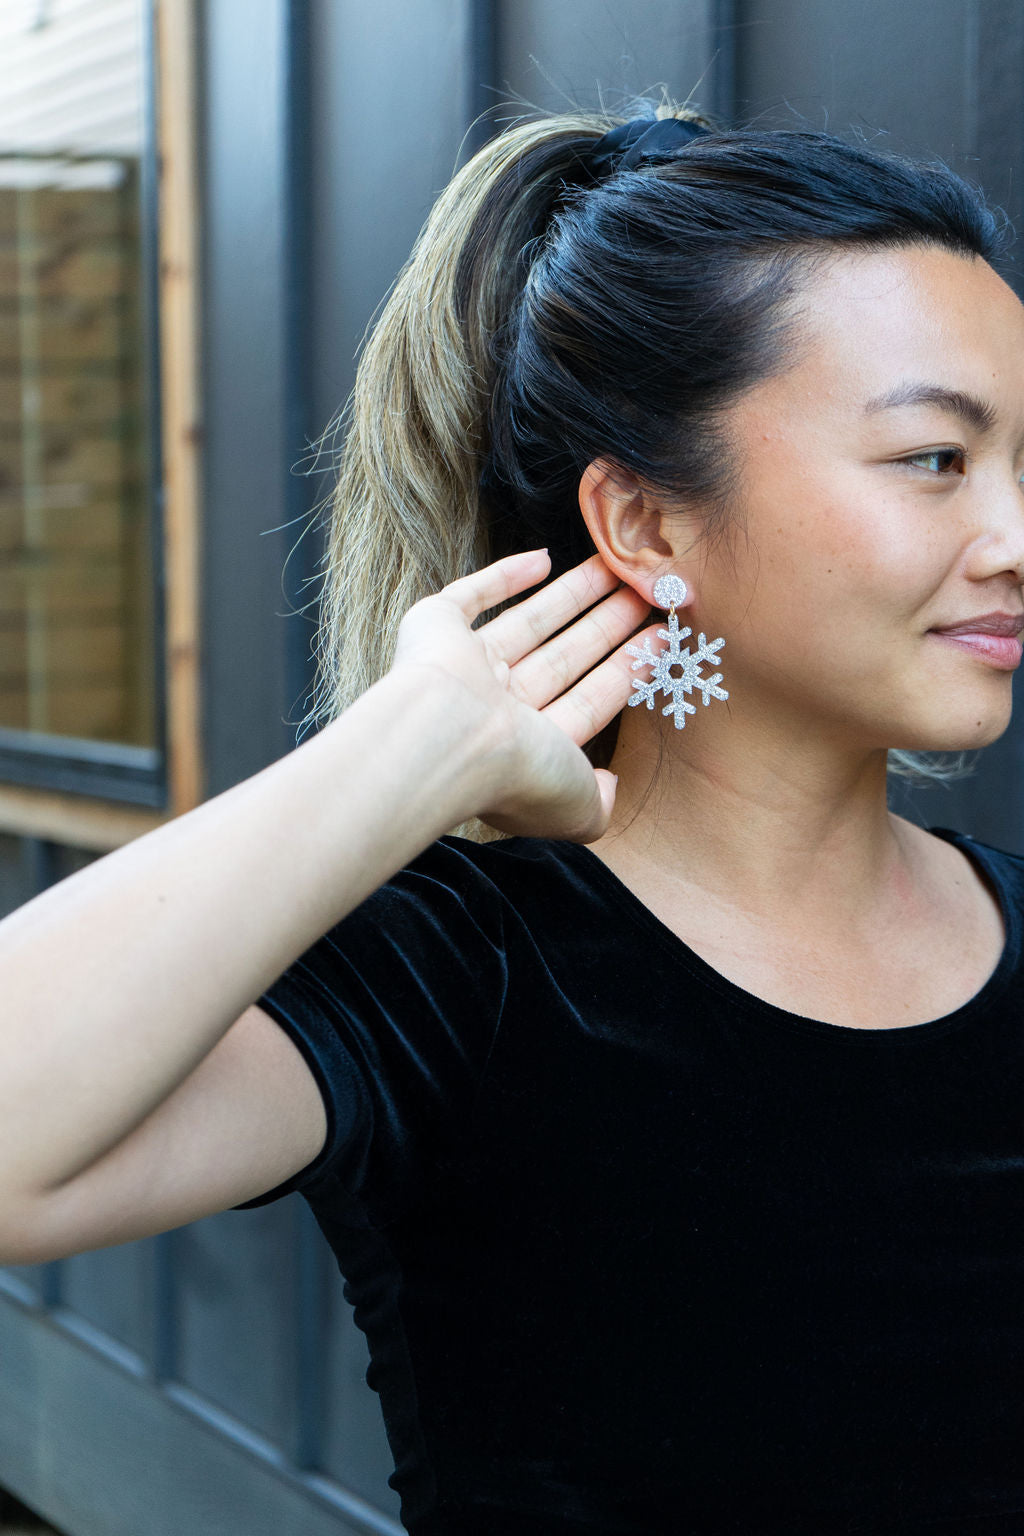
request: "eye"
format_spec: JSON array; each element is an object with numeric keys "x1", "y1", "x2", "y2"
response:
[{"x1": 900, "y1": 447, "x2": 966, "y2": 476}]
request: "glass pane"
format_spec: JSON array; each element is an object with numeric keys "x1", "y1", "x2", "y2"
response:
[{"x1": 0, "y1": 0, "x2": 156, "y2": 748}]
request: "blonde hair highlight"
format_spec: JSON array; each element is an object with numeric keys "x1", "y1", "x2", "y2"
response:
[{"x1": 300, "y1": 107, "x2": 641, "y2": 841}]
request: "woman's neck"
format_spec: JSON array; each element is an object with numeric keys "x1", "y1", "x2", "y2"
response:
[
  {"x1": 592, "y1": 705, "x2": 914, "y2": 943},
  {"x1": 587, "y1": 706, "x2": 1008, "y2": 1031}
]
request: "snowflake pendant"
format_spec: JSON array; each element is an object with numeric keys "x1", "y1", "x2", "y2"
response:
[{"x1": 626, "y1": 609, "x2": 728, "y2": 729}]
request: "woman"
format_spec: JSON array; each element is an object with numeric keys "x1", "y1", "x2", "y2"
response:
[{"x1": 2, "y1": 103, "x2": 1024, "y2": 1534}]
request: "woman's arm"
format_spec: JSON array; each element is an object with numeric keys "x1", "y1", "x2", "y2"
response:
[
  {"x1": 0, "y1": 549, "x2": 653, "y2": 1259},
  {"x1": 0, "y1": 671, "x2": 482, "y2": 1235}
]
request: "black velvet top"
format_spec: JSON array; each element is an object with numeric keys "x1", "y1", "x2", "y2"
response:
[{"x1": 234, "y1": 826, "x2": 1024, "y2": 1535}]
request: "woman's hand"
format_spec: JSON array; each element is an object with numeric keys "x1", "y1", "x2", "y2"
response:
[{"x1": 388, "y1": 547, "x2": 659, "y2": 842}]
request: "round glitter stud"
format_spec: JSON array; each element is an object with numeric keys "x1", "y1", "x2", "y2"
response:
[{"x1": 652, "y1": 573, "x2": 688, "y2": 611}]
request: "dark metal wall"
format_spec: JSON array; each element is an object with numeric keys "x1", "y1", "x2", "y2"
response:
[{"x1": 0, "y1": 2, "x2": 1021, "y2": 1532}]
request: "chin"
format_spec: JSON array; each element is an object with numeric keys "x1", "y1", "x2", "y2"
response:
[
  {"x1": 888, "y1": 672, "x2": 1015, "y2": 752},
  {"x1": 891, "y1": 714, "x2": 1012, "y2": 754}
]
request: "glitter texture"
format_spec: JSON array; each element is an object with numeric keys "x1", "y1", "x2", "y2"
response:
[
  {"x1": 626, "y1": 612, "x2": 728, "y2": 729},
  {"x1": 652, "y1": 573, "x2": 688, "y2": 610}
]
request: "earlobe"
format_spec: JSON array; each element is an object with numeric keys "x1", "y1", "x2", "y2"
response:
[{"x1": 578, "y1": 459, "x2": 678, "y2": 601}]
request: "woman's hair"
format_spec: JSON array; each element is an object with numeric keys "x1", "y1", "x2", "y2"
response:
[{"x1": 301, "y1": 101, "x2": 1010, "y2": 840}]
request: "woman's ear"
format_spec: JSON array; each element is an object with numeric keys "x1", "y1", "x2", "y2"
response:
[{"x1": 578, "y1": 460, "x2": 678, "y2": 600}]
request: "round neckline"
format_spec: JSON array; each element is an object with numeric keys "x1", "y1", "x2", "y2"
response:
[{"x1": 554, "y1": 825, "x2": 1020, "y2": 1045}]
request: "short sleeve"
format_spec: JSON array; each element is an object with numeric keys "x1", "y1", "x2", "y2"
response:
[{"x1": 231, "y1": 836, "x2": 509, "y2": 1221}]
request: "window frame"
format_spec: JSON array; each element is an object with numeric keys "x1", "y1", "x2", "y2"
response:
[{"x1": 0, "y1": 0, "x2": 201, "y2": 851}]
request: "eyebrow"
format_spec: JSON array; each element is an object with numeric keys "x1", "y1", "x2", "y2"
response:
[{"x1": 862, "y1": 381, "x2": 998, "y2": 434}]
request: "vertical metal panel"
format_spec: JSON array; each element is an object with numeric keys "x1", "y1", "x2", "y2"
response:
[
  {"x1": 711, "y1": 0, "x2": 737, "y2": 124},
  {"x1": 495, "y1": 0, "x2": 730, "y2": 120},
  {"x1": 61, "y1": 1240, "x2": 157, "y2": 1361},
  {"x1": 737, "y1": 0, "x2": 978, "y2": 158},
  {"x1": 200, "y1": 0, "x2": 294, "y2": 794},
  {"x1": 176, "y1": 1204, "x2": 305, "y2": 1449},
  {"x1": 975, "y1": 0, "x2": 1024, "y2": 281},
  {"x1": 0, "y1": 833, "x2": 28, "y2": 911},
  {"x1": 280, "y1": 0, "x2": 320, "y2": 743},
  {"x1": 461, "y1": 0, "x2": 499, "y2": 159},
  {"x1": 305, "y1": 0, "x2": 468, "y2": 455},
  {"x1": 151, "y1": 1229, "x2": 177, "y2": 1381},
  {"x1": 293, "y1": 1200, "x2": 330, "y2": 1468}
]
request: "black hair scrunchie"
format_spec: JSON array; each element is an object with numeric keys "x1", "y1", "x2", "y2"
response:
[{"x1": 587, "y1": 115, "x2": 711, "y2": 178}]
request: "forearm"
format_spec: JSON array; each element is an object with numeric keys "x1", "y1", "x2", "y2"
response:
[{"x1": 0, "y1": 671, "x2": 494, "y2": 1199}]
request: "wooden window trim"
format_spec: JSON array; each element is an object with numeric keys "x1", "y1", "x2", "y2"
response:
[{"x1": 0, "y1": 0, "x2": 202, "y2": 853}]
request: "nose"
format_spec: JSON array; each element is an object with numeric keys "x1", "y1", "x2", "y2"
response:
[{"x1": 963, "y1": 470, "x2": 1024, "y2": 586}]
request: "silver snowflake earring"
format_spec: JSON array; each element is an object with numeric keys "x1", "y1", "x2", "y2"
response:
[{"x1": 625, "y1": 573, "x2": 728, "y2": 729}]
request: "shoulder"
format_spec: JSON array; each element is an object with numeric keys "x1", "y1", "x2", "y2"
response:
[
  {"x1": 305, "y1": 834, "x2": 585, "y2": 963},
  {"x1": 925, "y1": 824, "x2": 1024, "y2": 938},
  {"x1": 926, "y1": 824, "x2": 1024, "y2": 883},
  {"x1": 394, "y1": 832, "x2": 584, "y2": 907},
  {"x1": 356, "y1": 832, "x2": 605, "y2": 967}
]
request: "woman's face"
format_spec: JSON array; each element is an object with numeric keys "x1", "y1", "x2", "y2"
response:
[{"x1": 696, "y1": 244, "x2": 1024, "y2": 755}]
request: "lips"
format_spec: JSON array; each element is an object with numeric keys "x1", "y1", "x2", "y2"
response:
[
  {"x1": 927, "y1": 614, "x2": 1024, "y2": 671},
  {"x1": 929, "y1": 612, "x2": 1024, "y2": 638}
]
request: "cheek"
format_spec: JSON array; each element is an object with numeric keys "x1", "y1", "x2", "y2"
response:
[
  {"x1": 734, "y1": 488, "x2": 949, "y2": 627},
  {"x1": 708, "y1": 506, "x2": 950, "y2": 698},
  {"x1": 712, "y1": 513, "x2": 867, "y2": 640}
]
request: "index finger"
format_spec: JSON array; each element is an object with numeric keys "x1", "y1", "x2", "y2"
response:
[
  {"x1": 480, "y1": 553, "x2": 625, "y2": 666},
  {"x1": 437, "y1": 548, "x2": 552, "y2": 624}
]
